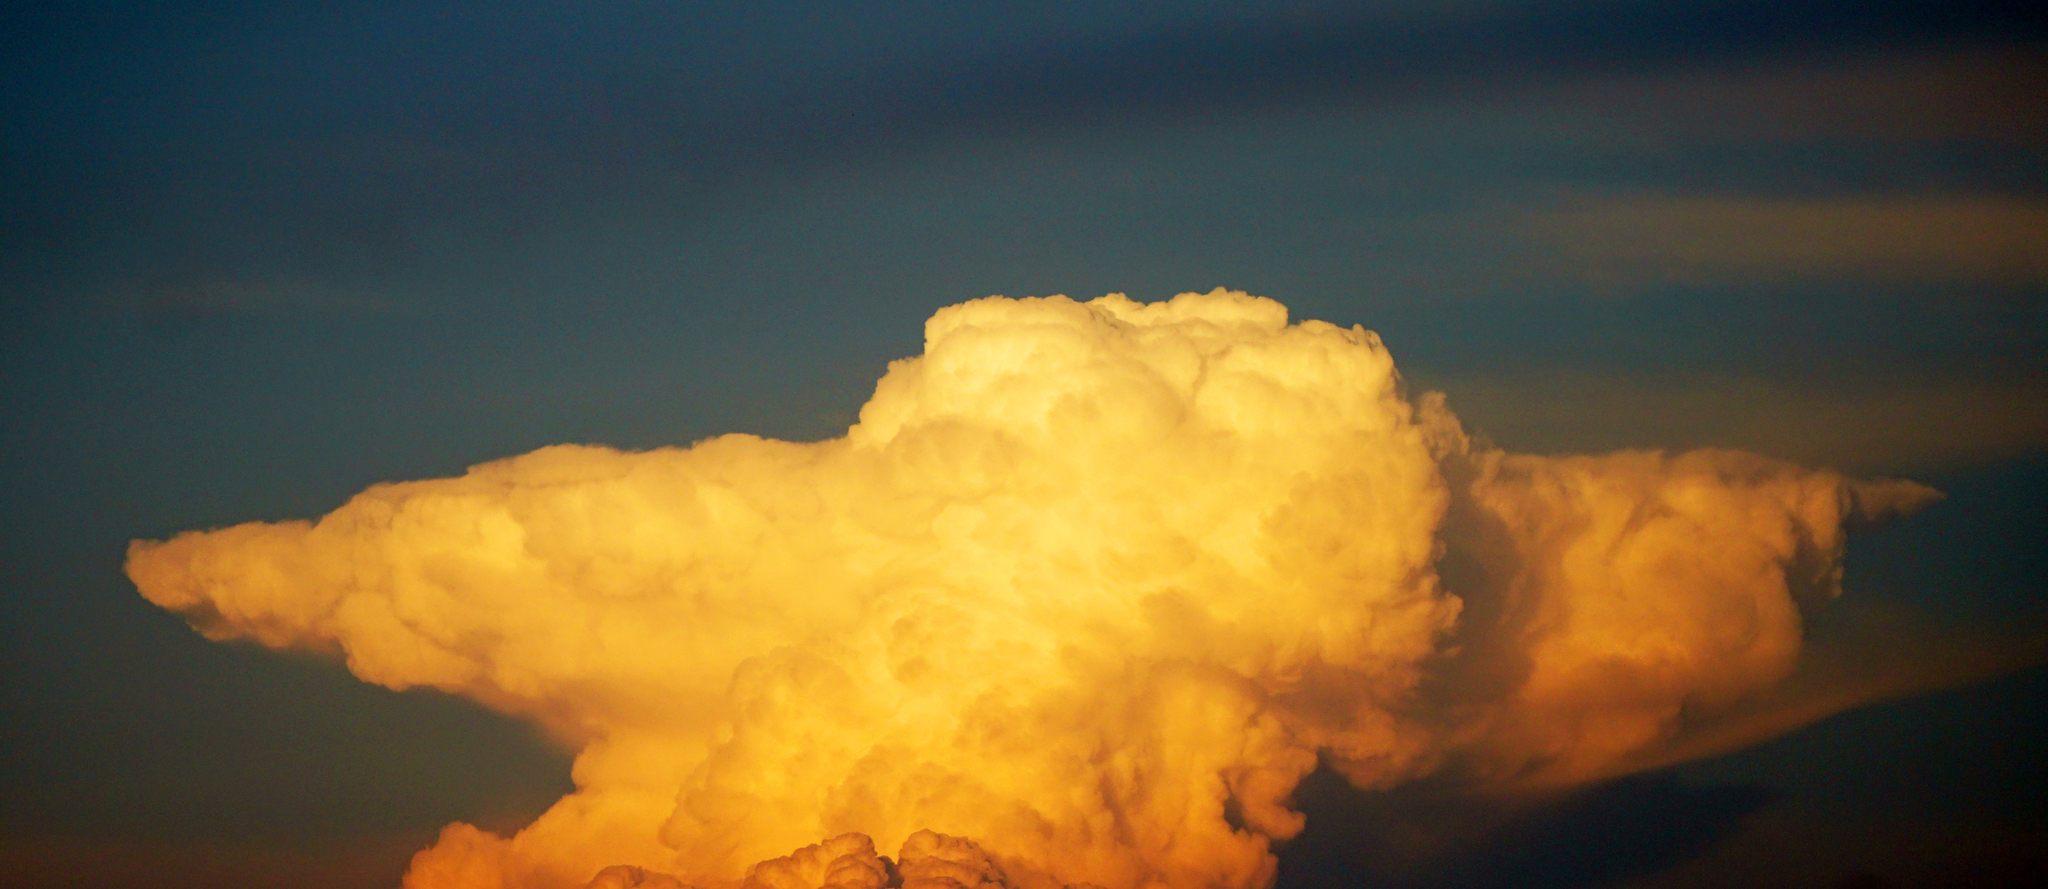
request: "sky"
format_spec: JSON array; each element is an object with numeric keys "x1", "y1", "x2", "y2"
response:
[{"x1": 1, "y1": 1, "x2": 2044, "y2": 887}]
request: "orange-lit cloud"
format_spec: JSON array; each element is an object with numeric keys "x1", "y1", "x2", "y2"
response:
[{"x1": 128, "y1": 290, "x2": 1941, "y2": 889}]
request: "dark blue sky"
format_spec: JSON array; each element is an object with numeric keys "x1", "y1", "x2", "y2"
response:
[{"x1": 2, "y1": 2, "x2": 2043, "y2": 886}]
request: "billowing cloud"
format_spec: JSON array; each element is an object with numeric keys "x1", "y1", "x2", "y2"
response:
[{"x1": 128, "y1": 290, "x2": 1938, "y2": 889}]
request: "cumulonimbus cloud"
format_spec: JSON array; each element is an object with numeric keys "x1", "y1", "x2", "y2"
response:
[{"x1": 127, "y1": 290, "x2": 1938, "y2": 889}]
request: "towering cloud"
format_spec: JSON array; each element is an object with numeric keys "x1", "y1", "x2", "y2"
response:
[{"x1": 127, "y1": 290, "x2": 1936, "y2": 889}]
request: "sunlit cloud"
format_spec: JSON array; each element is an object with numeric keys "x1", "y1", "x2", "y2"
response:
[{"x1": 129, "y1": 291, "x2": 1942, "y2": 888}]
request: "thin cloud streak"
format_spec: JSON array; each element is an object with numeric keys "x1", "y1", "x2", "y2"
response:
[
  {"x1": 1514, "y1": 193, "x2": 2048, "y2": 289},
  {"x1": 738, "y1": 0, "x2": 2047, "y2": 169},
  {"x1": 1424, "y1": 371, "x2": 2048, "y2": 474}
]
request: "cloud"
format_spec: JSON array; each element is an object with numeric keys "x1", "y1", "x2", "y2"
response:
[
  {"x1": 749, "y1": 0, "x2": 2047, "y2": 166},
  {"x1": 128, "y1": 290, "x2": 1944, "y2": 888},
  {"x1": 1417, "y1": 370, "x2": 2048, "y2": 474},
  {"x1": 1610, "y1": 604, "x2": 2047, "y2": 778},
  {"x1": 1512, "y1": 193, "x2": 2048, "y2": 290},
  {"x1": 115, "y1": 274, "x2": 408, "y2": 327},
  {"x1": 1479, "y1": 45, "x2": 2048, "y2": 146}
]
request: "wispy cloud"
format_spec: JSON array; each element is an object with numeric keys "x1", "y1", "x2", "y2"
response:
[
  {"x1": 1614, "y1": 602, "x2": 2047, "y2": 779},
  {"x1": 1508, "y1": 192, "x2": 2048, "y2": 290},
  {"x1": 1425, "y1": 371, "x2": 2048, "y2": 473},
  {"x1": 1476, "y1": 45, "x2": 2048, "y2": 146},
  {"x1": 107, "y1": 275, "x2": 414, "y2": 327}
]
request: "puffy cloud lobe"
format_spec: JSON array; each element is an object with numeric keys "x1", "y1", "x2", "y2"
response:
[
  {"x1": 126, "y1": 290, "x2": 1937, "y2": 889},
  {"x1": 586, "y1": 866, "x2": 690, "y2": 889},
  {"x1": 1422, "y1": 437, "x2": 1931, "y2": 785},
  {"x1": 737, "y1": 833, "x2": 889, "y2": 889}
]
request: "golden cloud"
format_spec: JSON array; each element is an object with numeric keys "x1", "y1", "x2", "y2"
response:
[{"x1": 129, "y1": 291, "x2": 1942, "y2": 888}]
